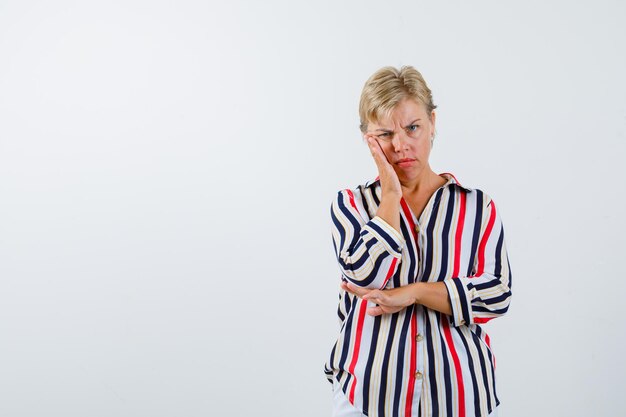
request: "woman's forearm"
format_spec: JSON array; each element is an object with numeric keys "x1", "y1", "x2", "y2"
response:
[
  {"x1": 412, "y1": 282, "x2": 452, "y2": 316},
  {"x1": 343, "y1": 280, "x2": 454, "y2": 317},
  {"x1": 376, "y1": 196, "x2": 402, "y2": 235}
]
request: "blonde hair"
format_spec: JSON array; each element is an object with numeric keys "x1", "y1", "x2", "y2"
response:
[{"x1": 359, "y1": 66, "x2": 437, "y2": 133}]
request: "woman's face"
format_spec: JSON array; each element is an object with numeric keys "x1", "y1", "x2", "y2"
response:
[{"x1": 365, "y1": 98, "x2": 436, "y2": 185}]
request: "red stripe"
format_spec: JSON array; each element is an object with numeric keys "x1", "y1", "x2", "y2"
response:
[
  {"x1": 405, "y1": 314, "x2": 418, "y2": 416},
  {"x1": 399, "y1": 198, "x2": 418, "y2": 243},
  {"x1": 344, "y1": 187, "x2": 400, "y2": 404},
  {"x1": 347, "y1": 298, "x2": 368, "y2": 404},
  {"x1": 382, "y1": 257, "x2": 398, "y2": 288},
  {"x1": 442, "y1": 317, "x2": 466, "y2": 417},
  {"x1": 475, "y1": 202, "x2": 496, "y2": 276},
  {"x1": 346, "y1": 189, "x2": 360, "y2": 215},
  {"x1": 453, "y1": 192, "x2": 466, "y2": 277},
  {"x1": 484, "y1": 333, "x2": 496, "y2": 369},
  {"x1": 474, "y1": 317, "x2": 494, "y2": 324},
  {"x1": 443, "y1": 184, "x2": 467, "y2": 416},
  {"x1": 399, "y1": 197, "x2": 419, "y2": 415}
]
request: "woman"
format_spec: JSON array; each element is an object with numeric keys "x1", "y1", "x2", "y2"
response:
[{"x1": 324, "y1": 66, "x2": 512, "y2": 417}]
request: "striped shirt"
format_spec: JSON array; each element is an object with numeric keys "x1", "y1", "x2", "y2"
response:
[{"x1": 324, "y1": 173, "x2": 512, "y2": 417}]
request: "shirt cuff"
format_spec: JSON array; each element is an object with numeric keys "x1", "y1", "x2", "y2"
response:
[
  {"x1": 361, "y1": 215, "x2": 404, "y2": 258},
  {"x1": 444, "y1": 277, "x2": 473, "y2": 327}
]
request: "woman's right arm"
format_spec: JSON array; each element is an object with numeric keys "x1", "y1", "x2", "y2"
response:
[{"x1": 331, "y1": 188, "x2": 404, "y2": 289}]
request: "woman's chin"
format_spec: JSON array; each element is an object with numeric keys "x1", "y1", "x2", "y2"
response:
[{"x1": 396, "y1": 167, "x2": 423, "y2": 183}]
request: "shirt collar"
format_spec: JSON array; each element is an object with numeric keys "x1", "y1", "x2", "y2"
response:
[{"x1": 365, "y1": 172, "x2": 473, "y2": 192}]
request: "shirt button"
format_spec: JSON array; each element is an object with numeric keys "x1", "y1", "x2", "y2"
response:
[
  {"x1": 415, "y1": 371, "x2": 423, "y2": 380},
  {"x1": 416, "y1": 333, "x2": 424, "y2": 342},
  {"x1": 414, "y1": 224, "x2": 420, "y2": 233}
]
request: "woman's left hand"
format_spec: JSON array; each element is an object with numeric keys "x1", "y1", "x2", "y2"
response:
[{"x1": 341, "y1": 281, "x2": 419, "y2": 316}]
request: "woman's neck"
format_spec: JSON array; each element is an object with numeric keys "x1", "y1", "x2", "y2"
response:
[{"x1": 400, "y1": 168, "x2": 444, "y2": 196}]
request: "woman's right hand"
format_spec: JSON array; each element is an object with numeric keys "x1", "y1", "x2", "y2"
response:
[{"x1": 365, "y1": 135, "x2": 402, "y2": 200}]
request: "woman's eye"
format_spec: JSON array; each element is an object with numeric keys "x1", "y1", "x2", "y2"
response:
[
  {"x1": 407, "y1": 125, "x2": 419, "y2": 132},
  {"x1": 378, "y1": 133, "x2": 391, "y2": 139}
]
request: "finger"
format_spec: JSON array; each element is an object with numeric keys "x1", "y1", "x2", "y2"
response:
[
  {"x1": 364, "y1": 297, "x2": 382, "y2": 307},
  {"x1": 366, "y1": 306, "x2": 384, "y2": 316},
  {"x1": 344, "y1": 281, "x2": 361, "y2": 294},
  {"x1": 341, "y1": 281, "x2": 371, "y2": 298},
  {"x1": 367, "y1": 141, "x2": 396, "y2": 179},
  {"x1": 366, "y1": 137, "x2": 386, "y2": 164},
  {"x1": 365, "y1": 136, "x2": 382, "y2": 156},
  {"x1": 372, "y1": 292, "x2": 389, "y2": 304},
  {"x1": 362, "y1": 289, "x2": 382, "y2": 301}
]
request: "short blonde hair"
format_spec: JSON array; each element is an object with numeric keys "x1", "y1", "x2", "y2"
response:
[{"x1": 359, "y1": 66, "x2": 437, "y2": 133}]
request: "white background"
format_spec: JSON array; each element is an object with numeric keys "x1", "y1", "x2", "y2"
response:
[{"x1": 1, "y1": 1, "x2": 625, "y2": 416}]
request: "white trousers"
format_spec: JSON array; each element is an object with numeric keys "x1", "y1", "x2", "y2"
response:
[{"x1": 332, "y1": 379, "x2": 499, "y2": 417}]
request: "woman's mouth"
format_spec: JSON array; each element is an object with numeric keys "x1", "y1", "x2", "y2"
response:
[{"x1": 396, "y1": 158, "x2": 416, "y2": 167}]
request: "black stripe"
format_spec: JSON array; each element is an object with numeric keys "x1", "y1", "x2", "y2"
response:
[
  {"x1": 337, "y1": 297, "x2": 359, "y2": 375},
  {"x1": 476, "y1": 290, "x2": 511, "y2": 305},
  {"x1": 393, "y1": 307, "x2": 413, "y2": 417},
  {"x1": 492, "y1": 369, "x2": 500, "y2": 411},
  {"x1": 474, "y1": 305, "x2": 509, "y2": 315},
  {"x1": 425, "y1": 310, "x2": 441, "y2": 417},
  {"x1": 371, "y1": 185, "x2": 381, "y2": 206},
  {"x1": 335, "y1": 242, "x2": 367, "y2": 275},
  {"x1": 360, "y1": 185, "x2": 372, "y2": 218},
  {"x1": 351, "y1": 233, "x2": 369, "y2": 255},
  {"x1": 391, "y1": 266, "x2": 402, "y2": 289},
  {"x1": 337, "y1": 302, "x2": 345, "y2": 322},
  {"x1": 437, "y1": 190, "x2": 455, "y2": 282},
  {"x1": 369, "y1": 220, "x2": 401, "y2": 252},
  {"x1": 437, "y1": 313, "x2": 453, "y2": 417},
  {"x1": 455, "y1": 325, "x2": 482, "y2": 417},
  {"x1": 336, "y1": 240, "x2": 385, "y2": 286},
  {"x1": 475, "y1": 326, "x2": 499, "y2": 413},
  {"x1": 343, "y1": 373, "x2": 352, "y2": 392},
  {"x1": 378, "y1": 312, "x2": 399, "y2": 417},
  {"x1": 467, "y1": 326, "x2": 493, "y2": 414},
  {"x1": 466, "y1": 190, "x2": 483, "y2": 277},
  {"x1": 328, "y1": 345, "x2": 337, "y2": 378},
  {"x1": 422, "y1": 188, "x2": 445, "y2": 281},
  {"x1": 337, "y1": 369, "x2": 345, "y2": 385},
  {"x1": 362, "y1": 314, "x2": 382, "y2": 415},
  {"x1": 335, "y1": 191, "x2": 361, "y2": 250},
  {"x1": 335, "y1": 219, "x2": 400, "y2": 284},
  {"x1": 472, "y1": 280, "x2": 505, "y2": 292},
  {"x1": 400, "y1": 211, "x2": 418, "y2": 287},
  {"x1": 343, "y1": 290, "x2": 352, "y2": 319},
  {"x1": 452, "y1": 277, "x2": 472, "y2": 325},
  {"x1": 494, "y1": 226, "x2": 504, "y2": 278}
]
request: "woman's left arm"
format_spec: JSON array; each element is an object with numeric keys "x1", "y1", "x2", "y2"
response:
[
  {"x1": 342, "y1": 196, "x2": 512, "y2": 324},
  {"x1": 342, "y1": 279, "x2": 453, "y2": 316},
  {"x1": 443, "y1": 196, "x2": 512, "y2": 326}
]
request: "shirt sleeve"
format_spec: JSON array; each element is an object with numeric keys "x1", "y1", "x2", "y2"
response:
[
  {"x1": 331, "y1": 189, "x2": 404, "y2": 289},
  {"x1": 444, "y1": 196, "x2": 512, "y2": 327}
]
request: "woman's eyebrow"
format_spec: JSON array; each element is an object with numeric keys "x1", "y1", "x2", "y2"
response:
[
  {"x1": 403, "y1": 119, "x2": 421, "y2": 128},
  {"x1": 375, "y1": 119, "x2": 422, "y2": 132}
]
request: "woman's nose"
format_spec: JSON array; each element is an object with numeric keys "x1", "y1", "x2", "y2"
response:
[{"x1": 392, "y1": 131, "x2": 410, "y2": 151}]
